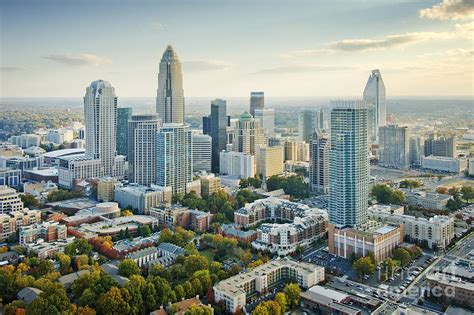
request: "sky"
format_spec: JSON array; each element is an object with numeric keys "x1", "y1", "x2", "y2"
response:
[{"x1": 0, "y1": 0, "x2": 473, "y2": 98}]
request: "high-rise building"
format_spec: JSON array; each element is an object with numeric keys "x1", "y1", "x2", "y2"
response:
[
  {"x1": 249, "y1": 92, "x2": 264, "y2": 117},
  {"x1": 256, "y1": 146, "x2": 284, "y2": 178},
  {"x1": 219, "y1": 151, "x2": 255, "y2": 179},
  {"x1": 424, "y1": 135, "x2": 456, "y2": 158},
  {"x1": 128, "y1": 114, "x2": 161, "y2": 186},
  {"x1": 116, "y1": 107, "x2": 133, "y2": 157},
  {"x1": 210, "y1": 99, "x2": 227, "y2": 173},
  {"x1": 156, "y1": 124, "x2": 192, "y2": 195},
  {"x1": 202, "y1": 116, "x2": 211, "y2": 135},
  {"x1": 319, "y1": 108, "x2": 324, "y2": 130},
  {"x1": 299, "y1": 110, "x2": 319, "y2": 143},
  {"x1": 284, "y1": 139, "x2": 309, "y2": 162},
  {"x1": 410, "y1": 136, "x2": 424, "y2": 166},
  {"x1": 363, "y1": 69, "x2": 386, "y2": 144},
  {"x1": 234, "y1": 112, "x2": 265, "y2": 156},
  {"x1": 156, "y1": 45, "x2": 185, "y2": 124},
  {"x1": 84, "y1": 80, "x2": 118, "y2": 175},
  {"x1": 192, "y1": 134, "x2": 212, "y2": 173},
  {"x1": 309, "y1": 129, "x2": 329, "y2": 195},
  {"x1": 254, "y1": 108, "x2": 275, "y2": 135},
  {"x1": 379, "y1": 125, "x2": 410, "y2": 169},
  {"x1": 329, "y1": 100, "x2": 368, "y2": 228}
]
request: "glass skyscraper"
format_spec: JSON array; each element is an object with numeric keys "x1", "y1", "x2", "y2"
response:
[
  {"x1": 329, "y1": 100, "x2": 368, "y2": 228},
  {"x1": 156, "y1": 45, "x2": 185, "y2": 124},
  {"x1": 363, "y1": 69, "x2": 386, "y2": 144},
  {"x1": 210, "y1": 99, "x2": 227, "y2": 173},
  {"x1": 116, "y1": 107, "x2": 132, "y2": 157},
  {"x1": 249, "y1": 91, "x2": 264, "y2": 117}
]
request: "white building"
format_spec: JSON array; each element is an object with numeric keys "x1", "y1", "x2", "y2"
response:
[
  {"x1": 192, "y1": 134, "x2": 212, "y2": 173},
  {"x1": 9, "y1": 134, "x2": 41, "y2": 149},
  {"x1": 469, "y1": 159, "x2": 474, "y2": 176},
  {"x1": 254, "y1": 108, "x2": 275, "y2": 135},
  {"x1": 114, "y1": 184, "x2": 172, "y2": 214},
  {"x1": 156, "y1": 45, "x2": 184, "y2": 124},
  {"x1": 401, "y1": 189, "x2": 453, "y2": 210},
  {"x1": 46, "y1": 129, "x2": 74, "y2": 144},
  {"x1": 421, "y1": 155, "x2": 467, "y2": 173},
  {"x1": 219, "y1": 151, "x2": 255, "y2": 179},
  {"x1": 368, "y1": 205, "x2": 454, "y2": 249},
  {"x1": 233, "y1": 112, "x2": 265, "y2": 156},
  {"x1": 128, "y1": 114, "x2": 161, "y2": 186},
  {"x1": 0, "y1": 186, "x2": 24, "y2": 214},
  {"x1": 214, "y1": 258, "x2": 324, "y2": 313},
  {"x1": 156, "y1": 124, "x2": 193, "y2": 195},
  {"x1": 256, "y1": 146, "x2": 284, "y2": 178},
  {"x1": 379, "y1": 125, "x2": 410, "y2": 169}
]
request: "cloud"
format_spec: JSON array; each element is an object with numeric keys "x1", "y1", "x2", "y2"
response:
[
  {"x1": 0, "y1": 66, "x2": 24, "y2": 72},
  {"x1": 182, "y1": 60, "x2": 232, "y2": 72},
  {"x1": 254, "y1": 64, "x2": 356, "y2": 75},
  {"x1": 420, "y1": 0, "x2": 474, "y2": 20},
  {"x1": 283, "y1": 23, "x2": 471, "y2": 56},
  {"x1": 43, "y1": 53, "x2": 112, "y2": 66}
]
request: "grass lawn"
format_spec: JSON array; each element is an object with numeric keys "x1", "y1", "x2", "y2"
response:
[{"x1": 200, "y1": 249, "x2": 215, "y2": 262}]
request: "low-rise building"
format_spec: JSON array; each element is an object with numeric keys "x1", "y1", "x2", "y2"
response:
[
  {"x1": 214, "y1": 258, "x2": 325, "y2": 313},
  {"x1": 0, "y1": 186, "x2": 24, "y2": 214},
  {"x1": 401, "y1": 189, "x2": 452, "y2": 210},
  {"x1": 368, "y1": 206, "x2": 454, "y2": 249},
  {"x1": 221, "y1": 224, "x2": 258, "y2": 243},
  {"x1": 421, "y1": 156, "x2": 468, "y2": 173},
  {"x1": 76, "y1": 215, "x2": 158, "y2": 237},
  {"x1": 0, "y1": 168, "x2": 22, "y2": 187},
  {"x1": 426, "y1": 273, "x2": 474, "y2": 308},
  {"x1": 114, "y1": 184, "x2": 172, "y2": 214},
  {"x1": 23, "y1": 168, "x2": 58, "y2": 183},
  {"x1": 19, "y1": 221, "x2": 67, "y2": 244},
  {"x1": 199, "y1": 173, "x2": 221, "y2": 196},
  {"x1": 126, "y1": 247, "x2": 159, "y2": 267},
  {"x1": 149, "y1": 206, "x2": 212, "y2": 232},
  {"x1": 25, "y1": 239, "x2": 73, "y2": 259},
  {"x1": 328, "y1": 221, "x2": 403, "y2": 263},
  {"x1": 300, "y1": 286, "x2": 361, "y2": 315},
  {"x1": 253, "y1": 214, "x2": 327, "y2": 255},
  {"x1": 61, "y1": 202, "x2": 121, "y2": 226}
]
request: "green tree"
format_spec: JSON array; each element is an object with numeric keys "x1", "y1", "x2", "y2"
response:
[
  {"x1": 275, "y1": 292, "x2": 288, "y2": 313},
  {"x1": 36, "y1": 259, "x2": 54, "y2": 277},
  {"x1": 390, "y1": 189, "x2": 405, "y2": 205},
  {"x1": 184, "y1": 255, "x2": 209, "y2": 274},
  {"x1": 352, "y1": 256, "x2": 375, "y2": 279},
  {"x1": 461, "y1": 185, "x2": 474, "y2": 202},
  {"x1": 96, "y1": 287, "x2": 131, "y2": 315},
  {"x1": 383, "y1": 258, "x2": 399, "y2": 276},
  {"x1": 56, "y1": 253, "x2": 71, "y2": 275},
  {"x1": 392, "y1": 248, "x2": 411, "y2": 266},
  {"x1": 185, "y1": 305, "x2": 214, "y2": 315},
  {"x1": 64, "y1": 238, "x2": 93, "y2": 256},
  {"x1": 118, "y1": 259, "x2": 141, "y2": 278},
  {"x1": 20, "y1": 194, "x2": 39, "y2": 208},
  {"x1": 284, "y1": 283, "x2": 301, "y2": 309}
]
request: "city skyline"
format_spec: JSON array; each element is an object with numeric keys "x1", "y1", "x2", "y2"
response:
[{"x1": 1, "y1": 0, "x2": 473, "y2": 98}]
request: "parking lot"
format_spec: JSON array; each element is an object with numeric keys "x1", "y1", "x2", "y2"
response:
[{"x1": 301, "y1": 248, "x2": 356, "y2": 278}]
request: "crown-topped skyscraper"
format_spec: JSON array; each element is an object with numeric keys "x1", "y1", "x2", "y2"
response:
[{"x1": 156, "y1": 45, "x2": 185, "y2": 124}]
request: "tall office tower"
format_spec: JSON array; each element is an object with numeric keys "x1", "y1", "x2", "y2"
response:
[
  {"x1": 156, "y1": 124, "x2": 192, "y2": 195},
  {"x1": 234, "y1": 112, "x2": 265, "y2": 156},
  {"x1": 210, "y1": 99, "x2": 227, "y2": 173},
  {"x1": 379, "y1": 125, "x2": 410, "y2": 169},
  {"x1": 309, "y1": 129, "x2": 329, "y2": 195},
  {"x1": 319, "y1": 108, "x2": 324, "y2": 130},
  {"x1": 256, "y1": 146, "x2": 284, "y2": 178},
  {"x1": 202, "y1": 116, "x2": 211, "y2": 135},
  {"x1": 424, "y1": 135, "x2": 456, "y2": 158},
  {"x1": 329, "y1": 100, "x2": 368, "y2": 228},
  {"x1": 128, "y1": 114, "x2": 161, "y2": 186},
  {"x1": 363, "y1": 69, "x2": 386, "y2": 144},
  {"x1": 410, "y1": 136, "x2": 424, "y2": 166},
  {"x1": 84, "y1": 80, "x2": 117, "y2": 175},
  {"x1": 192, "y1": 134, "x2": 212, "y2": 173},
  {"x1": 254, "y1": 108, "x2": 275, "y2": 135},
  {"x1": 116, "y1": 107, "x2": 133, "y2": 157},
  {"x1": 284, "y1": 139, "x2": 309, "y2": 162},
  {"x1": 156, "y1": 45, "x2": 185, "y2": 124},
  {"x1": 299, "y1": 110, "x2": 318, "y2": 143},
  {"x1": 250, "y1": 92, "x2": 264, "y2": 117}
]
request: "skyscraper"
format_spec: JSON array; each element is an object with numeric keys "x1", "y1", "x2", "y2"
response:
[
  {"x1": 156, "y1": 45, "x2": 185, "y2": 124},
  {"x1": 379, "y1": 124, "x2": 410, "y2": 169},
  {"x1": 410, "y1": 136, "x2": 424, "y2": 166},
  {"x1": 299, "y1": 110, "x2": 319, "y2": 143},
  {"x1": 234, "y1": 112, "x2": 265, "y2": 156},
  {"x1": 128, "y1": 114, "x2": 161, "y2": 186},
  {"x1": 156, "y1": 124, "x2": 192, "y2": 195},
  {"x1": 250, "y1": 92, "x2": 264, "y2": 117},
  {"x1": 424, "y1": 135, "x2": 456, "y2": 158},
  {"x1": 363, "y1": 69, "x2": 386, "y2": 144},
  {"x1": 84, "y1": 80, "x2": 117, "y2": 175},
  {"x1": 192, "y1": 134, "x2": 212, "y2": 173},
  {"x1": 116, "y1": 107, "x2": 133, "y2": 157},
  {"x1": 254, "y1": 108, "x2": 275, "y2": 135},
  {"x1": 310, "y1": 129, "x2": 329, "y2": 195},
  {"x1": 210, "y1": 99, "x2": 227, "y2": 173},
  {"x1": 329, "y1": 100, "x2": 368, "y2": 228}
]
